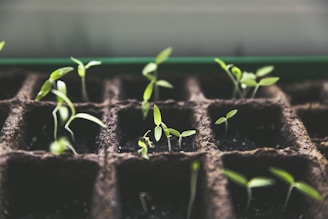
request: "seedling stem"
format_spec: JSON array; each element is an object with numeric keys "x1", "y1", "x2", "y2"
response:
[{"x1": 187, "y1": 161, "x2": 200, "y2": 219}]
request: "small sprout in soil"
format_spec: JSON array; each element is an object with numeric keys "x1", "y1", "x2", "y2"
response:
[
  {"x1": 0, "y1": 41, "x2": 5, "y2": 51},
  {"x1": 71, "y1": 57, "x2": 101, "y2": 102},
  {"x1": 35, "y1": 67, "x2": 74, "y2": 101},
  {"x1": 139, "y1": 192, "x2": 152, "y2": 213},
  {"x1": 187, "y1": 160, "x2": 200, "y2": 219},
  {"x1": 138, "y1": 130, "x2": 153, "y2": 160},
  {"x1": 214, "y1": 58, "x2": 278, "y2": 99},
  {"x1": 223, "y1": 168, "x2": 275, "y2": 210},
  {"x1": 50, "y1": 136, "x2": 77, "y2": 155},
  {"x1": 269, "y1": 167, "x2": 322, "y2": 210},
  {"x1": 167, "y1": 128, "x2": 196, "y2": 149},
  {"x1": 215, "y1": 109, "x2": 238, "y2": 138},
  {"x1": 51, "y1": 88, "x2": 106, "y2": 142},
  {"x1": 142, "y1": 47, "x2": 173, "y2": 119}
]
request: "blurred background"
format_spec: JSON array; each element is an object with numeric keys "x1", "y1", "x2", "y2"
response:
[{"x1": 0, "y1": 0, "x2": 327, "y2": 58}]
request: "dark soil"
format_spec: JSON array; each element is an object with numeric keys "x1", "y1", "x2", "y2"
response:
[
  {"x1": 0, "y1": 154, "x2": 99, "y2": 219},
  {"x1": 116, "y1": 155, "x2": 206, "y2": 219},
  {"x1": 0, "y1": 72, "x2": 26, "y2": 100}
]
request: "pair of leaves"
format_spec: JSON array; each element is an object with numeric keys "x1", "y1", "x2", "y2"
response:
[
  {"x1": 0, "y1": 41, "x2": 5, "y2": 51},
  {"x1": 167, "y1": 129, "x2": 196, "y2": 138},
  {"x1": 153, "y1": 105, "x2": 163, "y2": 141},
  {"x1": 241, "y1": 77, "x2": 280, "y2": 87},
  {"x1": 269, "y1": 167, "x2": 322, "y2": 201},
  {"x1": 142, "y1": 47, "x2": 173, "y2": 76},
  {"x1": 35, "y1": 67, "x2": 74, "y2": 101},
  {"x1": 71, "y1": 57, "x2": 101, "y2": 78},
  {"x1": 223, "y1": 168, "x2": 275, "y2": 189},
  {"x1": 138, "y1": 130, "x2": 153, "y2": 160},
  {"x1": 215, "y1": 109, "x2": 238, "y2": 125}
]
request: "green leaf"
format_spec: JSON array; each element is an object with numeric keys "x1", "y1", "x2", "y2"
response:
[
  {"x1": 242, "y1": 72, "x2": 256, "y2": 80},
  {"x1": 295, "y1": 182, "x2": 322, "y2": 201},
  {"x1": 153, "y1": 105, "x2": 162, "y2": 126},
  {"x1": 223, "y1": 169, "x2": 248, "y2": 187},
  {"x1": 269, "y1": 167, "x2": 295, "y2": 185},
  {"x1": 58, "y1": 106, "x2": 69, "y2": 124},
  {"x1": 163, "y1": 127, "x2": 171, "y2": 138},
  {"x1": 138, "y1": 139, "x2": 147, "y2": 148},
  {"x1": 142, "y1": 63, "x2": 157, "y2": 75},
  {"x1": 156, "y1": 80, "x2": 173, "y2": 88},
  {"x1": 143, "y1": 82, "x2": 154, "y2": 101},
  {"x1": 73, "y1": 113, "x2": 106, "y2": 128},
  {"x1": 50, "y1": 139, "x2": 66, "y2": 155},
  {"x1": 181, "y1": 130, "x2": 196, "y2": 137},
  {"x1": 35, "y1": 80, "x2": 53, "y2": 101},
  {"x1": 56, "y1": 80, "x2": 67, "y2": 103},
  {"x1": 51, "y1": 89, "x2": 75, "y2": 116},
  {"x1": 215, "y1": 117, "x2": 227, "y2": 125},
  {"x1": 259, "y1": 77, "x2": 280, "y2": 86},
  {"x1": 256, "y1": 66, "x2": 274, "y2": 77},
  {"x1": 0, "y1": 41, "x2": 5, "y2": 51},
  {"x1": 214, "y1": 58, "x2": 227, "y2": 69},
  {"x1": 70, "y1": 57, "x2": 83, "y2": 66},
  {"x1": 154, "y1": 126, "x2": 162, "y2": 141},
  {"x1": 142, "y1": 100, "x2": 150, "y2": 119},
  {"x1": 49, "y1": 67, "x2": 74, "y2": 80},
  {"x1": 231, "y1": 66, "x2": 242, "y2": 80},
  {"x1": 248, "y1": 177, "x2": 275, "y2": 188},
  {"x1": 167, "y1": 128, "x2": 180, "y2": 137},
  {"x1": 241, "y1": 78, "x2": 257, "y2": 87},
  {"x1": 226, "y1": 109, "x2": 238, "y2": 119},
  {"x1": 77, "y1": 65, "x2": 85, "y2": 78},
  {"x1": 85, "y1": 60, "x2": 101, "y2": 69},
  {"x1": 155, "y1": 47, "x2": 172, "y2": 64},
  {"x1": 138, "y1": 147, "x2": 149, "y2": 160}
]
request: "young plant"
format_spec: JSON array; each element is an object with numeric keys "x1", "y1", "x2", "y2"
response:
[
  {"x1": 142, "y1": 47, "x2": 173, "y2": 119},
  {"x1": 223, "y1": 168, "x2": 275, "y2": 210},
  {"x1": 167, "y1": 128, "x2": 196, "y2": 149},
  {"x1": 0, "y1": 41, "x2": 5, "y2": 51},
  {"x1": 71, "y1": 57, "x2": 101, "y2": 102},
  {"x1": 50, "y1": 136, "x2": 77, "y2": 155},
  {"x1": 241, "y1": 75, "x2": 279, "y2": 98},
  {"x1": 51, "y1": 88, "x2": 106, "y2": 142},
  {"x1": 269, "y1": 167, "x2": 322, "y2": 210},
  {"x1": 215, "y1": 109, "x2": 238, "y2": 138},
  {"x1": 153, "y1": 104, "x2": 172, "y2": 151},
  {"x1": 139, "y1": 192, "x2": 151, "y2": 213},
  {"x1": 35, "y1": 67, "x2": 74, "y2": 101},
  {"x1": 187, "y1": 160, "x2": 200, "y2": 219},
  {"x1": 138, "y1": 130, "x2": 153, "y2": 160}
]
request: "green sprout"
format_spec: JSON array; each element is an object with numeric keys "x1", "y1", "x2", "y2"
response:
[
  {"x1": 167, "y1": 128, "x2": 196, "y2": 149},
  {"x1": 269, "y1": 167, "x2": 322, "y2": 210},
  {"x1": 51, "y1": 89, "x2": 106, "y2": 142},
  {"x1": 139, "y1": 192, "x2": 151, "y2": 213},
  {"x1": 223, "y1": 168, "x2": 275, "y2": 210},
  {"x1": 215, "y1": 109, "x2": 238, "y2": 138},
  {"x1": 71, "y1": 57, "x2": 101, "y2": 102},
  {"x1": 0, "y1": 41, "x2": 5, "y2": 51},
  {"x1": 187, "y1": 160, "x2": 200, "y2": 219},
  {"x1": 214, "y1": 58, "x2": 278, "y2": 99},
  {"x1": 142, "y1": 47, "x2": 173, "y2": 119},
  {"x1": 138, "y1": 130, "x2": 153, "y2": 160},
  {"x1": 35, "y1": 67, "x2": 74, "y2": 101},
  {"x1": 50, "y1": 136, "x2": 77, "y2": 155}
]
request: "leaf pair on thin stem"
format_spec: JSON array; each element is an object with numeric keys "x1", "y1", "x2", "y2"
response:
[
  {"x1": 215, "y1": 58, "x2": 279, "y2": 99},
  {"x1": 142, "y1": 47, "x2": 173, "y2": 119}
]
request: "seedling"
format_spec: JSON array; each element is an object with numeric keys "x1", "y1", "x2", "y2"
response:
[
  {"x1": 153, "y1": 104, "x2": 174, "y2": 151},
  {"x1": 51, "y1": 89, "x2": 106, "y2": 142},
  {"x1": 215, "y1": 58, "x2": 278, "y2": 99},
  {"x1": 139, "y1": 192, "x2": 151, "y2": 213},
  {"x1": 223, "y1": 168, "x2": 275, "y2": 210},
  {"x1": 50, "y1": 136, "x2": 77, "y2": 155},
  {"x1": 71, "y1": 57, "x2": 101, "y2": 102},
  {"x1": 0, "y1": 41, "x2": 5, "y2": 51},
  {"x1": 215, "y1": 109, "x2": 238, "y2": 138},
  {"x1": 138, "y1": 130, "x2": 153, "y2": 160},
  {"x1": 269, "y1": 167, "x2": 322, "y2": 210},
  {"x1": 167, "y1": 128, "x2": 196, "y2": 149},
  {"x1": 142, "y1": 47, "x2": 173, "y2": 119},
  {"x1": 187, "y1": 160, "x2": 200, "y2": 219},
  {"x1": 35, "y1": 67, "x2": 74, "y2": 101}
]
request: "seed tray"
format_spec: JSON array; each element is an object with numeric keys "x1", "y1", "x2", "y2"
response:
[{"x1": 0, "y1": 57, "x2": 327, "y2": 219}]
